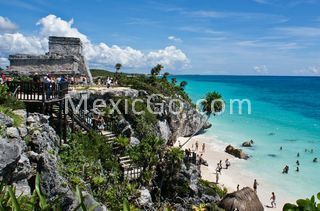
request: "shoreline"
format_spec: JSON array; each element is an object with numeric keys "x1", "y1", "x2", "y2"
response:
[{"x1": 176, "y1": 134, "x2": 294, "y2": 211}]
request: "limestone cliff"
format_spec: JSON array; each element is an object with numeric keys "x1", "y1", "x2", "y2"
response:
[{"x1": 69, "y1": 87, "x2": 211, "y2": 143}]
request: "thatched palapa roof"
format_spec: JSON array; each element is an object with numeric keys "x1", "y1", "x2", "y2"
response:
[{"x1": 218, "y1": 187, "x2": 264, "y2": 211}]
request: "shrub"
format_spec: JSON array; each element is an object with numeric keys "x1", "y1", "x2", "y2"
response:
[
  {"x1": 283, "y1": 192, "x2": 320, "y2": 211},
  {"x1": 198, "y1": 179, "x2": 227, "y2": 198}
]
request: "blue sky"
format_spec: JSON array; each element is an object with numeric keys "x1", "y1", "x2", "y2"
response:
[{"x1": 0, "y1": 0, "x2": 320, "y2": 75}]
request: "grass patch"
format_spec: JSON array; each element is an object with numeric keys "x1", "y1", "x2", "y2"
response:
[{"x1": 0, "y1": 106, "x2": 23, "y2": 127}]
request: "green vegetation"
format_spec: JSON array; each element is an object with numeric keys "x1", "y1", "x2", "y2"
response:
[
  {"x1": 115, "y1": 63, "x2": 122, "y2": 73},
  {"x1": 0, "y1": 106, "x2": 23, "y2": 127},
  {"x1": 198, "y1": 179, "x2": 227, "y2": 198},
  {"x1": 90, "y1": 67, "x2": 193, "y2": 104},
  {"x1": 283, "y1": 192, "x2": 320, "y2": 211},
  {"x1": 0, "y1": 84, "x2": 25, "y2": 110},
  {"x1": 0, "y1": 173, "x2": 62, "y2": 210},
  {"x1": 0, "y1": 84, "x2": 24, "y2": 128},
  {"x1": 59, "y1": 131, "x2": 139, "y2": 210}
]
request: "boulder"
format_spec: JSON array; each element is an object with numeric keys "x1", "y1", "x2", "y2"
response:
[
  {"x1": 81, "y1": 191, "x2": 107, "y2": 211},
  {"x1": 219, "y1": 187, "x2": 264, "y2": 211},
  {"x1": 225, "y1": 145, "x2": 249, "y2": 160},
  {"x1": 242, "y1": 140, "x2": 254, "y2": 147},
  {"x1": 130, "y1": 136, "x2": 140, "y2": 146},
  {"x1": 0, "y1": 139, "x2": 22, "y2": 180},
  {"x1": 0, "y1": 112, "x2": 13, "y2": 127},
  {"x1": 12, "y1": 154, "x2": 32, "y2": 181},
  {"x1": 13, "y1": 179, "x2": 31, "y2": 196},
  {"x1": 18, "y1": 127, "x2": 28, "y2": 138},
  {"x1": 157, "y1": 120, "x2": 172, "y2": 141},
  {"x1": 6, "y1": 127, "x2": 20, "y2": 139},
  {"x1": 137, "y1": 187, "x2": 153, "y2": 208}
]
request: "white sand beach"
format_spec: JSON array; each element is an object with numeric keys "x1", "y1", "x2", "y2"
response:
[{"x1": 175, "y1": 134, "x2": 293, "y2": 211}]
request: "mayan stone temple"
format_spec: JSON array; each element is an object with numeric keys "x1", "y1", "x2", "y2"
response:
[{"x1": 8, "y1": 36, "x2": 92, "y2": 81}]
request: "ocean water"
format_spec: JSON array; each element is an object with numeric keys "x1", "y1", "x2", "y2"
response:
[{"x1": 175, "y1": 75, "x2": 320, "y2": 201}]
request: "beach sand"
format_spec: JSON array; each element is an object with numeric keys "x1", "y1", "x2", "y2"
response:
[{"x1": 175, "y1": 134, "x2": 292, "y2": 211}]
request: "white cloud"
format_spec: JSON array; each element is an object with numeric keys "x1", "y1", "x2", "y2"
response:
[
  {"x1": 0, "y1": 14, "x2": 189, "y2": 70},
  {"x1": 253, "y1": 65, "x2": 269, "y2": 74},
  {"x1": 309, "y1": 66, "x2": 320, "y2": 74},
  {"x1": 168, "y1": 35, "x2": 182, "y2": 42},
  {"x1": 276, "y1": 26, "x2": 320, "y2": 37},
  {"x1": 0, "y1": 16, "x2": 18, "y2": 33},
  {"x1": 0, "y1": 33, "x2": 46, "y2": 54}
]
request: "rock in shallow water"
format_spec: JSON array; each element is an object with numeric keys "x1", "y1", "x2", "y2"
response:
[{"x1": 225, "y1": 145, "x2": 249, "y2": 160}]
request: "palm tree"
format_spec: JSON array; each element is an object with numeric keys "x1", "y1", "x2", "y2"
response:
[
  {"x1": 162, "y1": 72, "x2": 170, "y2": 81},
  {"x1": 115, "y1": 63, "x2": 122, "y2": 73},
  {"x1": 171, "y1": 77, "x2": 177, "y2": 85},
  {"x1": 180, "y1": 91, "x2": 223, "y2": 148},
  {"x1": 151, "y1": 64, "x2": 164, "y2": 76},
  {"x1": 179, "y1": 81, "x2": 187, "y2": 90}
]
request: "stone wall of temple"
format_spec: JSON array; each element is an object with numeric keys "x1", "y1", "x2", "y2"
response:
[
  {"x1": 49, "y1": 36, "x2": 83, "y2": 56},
  {"x1": 8, "y1": 36, "x2": 92, "y2": 81}
]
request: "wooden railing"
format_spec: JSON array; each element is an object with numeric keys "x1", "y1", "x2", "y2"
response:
[{"x1": 6, "y1": 81, "x2": 69, "y2": 102}]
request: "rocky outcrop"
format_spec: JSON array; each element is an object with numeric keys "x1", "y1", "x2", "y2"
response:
[
  {"x1": 219, "y1": 187, "x2": 264, "y2": 211},
  {"x1": 242, "y1": 140, "x2": 254, "y2": 147},
  {"x1": 69, "y1": 88, "x2": 211, "y2": 144},
  {"x1": 0, "y1": 111, "x2": 105, "y2": 210},
  {"x1": 225, "y1": 145, "x2": 249, "y2": 160}
]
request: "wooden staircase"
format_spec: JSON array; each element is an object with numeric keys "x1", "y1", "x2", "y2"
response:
[{"x1": 119, "y1": 156, "x2": 143, "y2": 181}]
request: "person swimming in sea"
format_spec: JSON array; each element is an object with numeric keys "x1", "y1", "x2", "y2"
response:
[
  {"x1": 296, "y1": 166, "x2": 299, "y2": 172},
  {"x1": 313, "y1": 158, "x2": 318, "y2": 163},
  {"x1": 280, "y1": 146, "x2": 283, "y2": 151},
  {"x1": 282, "y1": 165, "x2": 289, "y2": 174},
  {"x1": 296, "y1": 160, "x2": 300, "y2": 166},
  {"x1": 297, "y1": 152, "x2": 300, "y2": 157}
]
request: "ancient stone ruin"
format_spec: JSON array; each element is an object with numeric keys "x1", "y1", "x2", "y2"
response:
[{"x1": 8, "y1": 36, "x2": 92, "y2": 81}]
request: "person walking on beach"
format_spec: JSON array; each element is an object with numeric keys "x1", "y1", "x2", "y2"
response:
[
  {"x1": 270, "y1": 192, "x2": 276, "y2": 208},
  {"x1": 195, "y1": 141, "x2": 199, "y2": 151},
  {"x1": 237, "y1": 184, "x2": 240, "y2": 191},
  {"x1": 202, "y1": 143, "x2": 206, "y2": 153},
  {"x1": 253, "y1": 179, "x2": 258, "y2": 193},
  {"x1": 225, "y1": 159, "x2": 230, "y2": 169}
]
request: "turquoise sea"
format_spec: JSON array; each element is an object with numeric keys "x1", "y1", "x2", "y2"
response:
[{"x1": 176, "y1": 75, "x2": 320, "y2": 201}]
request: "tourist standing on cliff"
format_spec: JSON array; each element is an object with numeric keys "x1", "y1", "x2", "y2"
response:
[
  {"x1": 1, "y1": 72, "x2": 6, "y2": 84},
  {"x1": 253, "y1": 179, "x2": 259, "y2": 193}
]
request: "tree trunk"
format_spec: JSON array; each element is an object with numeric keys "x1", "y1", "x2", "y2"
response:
[{"x1": 179, "y1": 114, "x2": 210, "y2": 149}]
